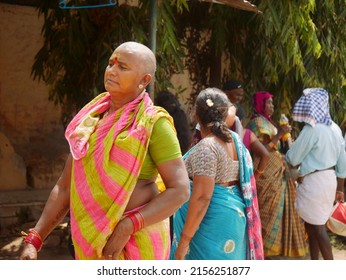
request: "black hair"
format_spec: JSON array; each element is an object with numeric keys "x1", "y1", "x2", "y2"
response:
[
  {"x1": 223, "y1": 80, "x2": 243, "y2": 91},
  {"x1": 195, "y1": 88, "x2": 233, "y2": 142},
  {"x1": 155, "y1": 91, "x2": 192, "y2": 154}
]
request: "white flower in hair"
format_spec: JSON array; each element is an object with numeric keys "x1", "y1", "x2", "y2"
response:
[{"x1": 206, "y1": 98, "x2": 214, "y2": 107}]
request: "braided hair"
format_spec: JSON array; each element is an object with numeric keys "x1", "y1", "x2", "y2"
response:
[{"x1": 195, "y1": 88, "x2": 233, "y2": 142}]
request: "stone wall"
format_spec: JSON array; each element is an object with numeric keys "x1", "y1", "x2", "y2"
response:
[
  {"x1": 0, "y1": 2, "x2": 196, "y2": 189},
  {"x1": 0, "y1": 3, "x2": 195, "y2": 228},
  {"x1": 0, "y1": 3, "x2": 69, "y2": 191}
]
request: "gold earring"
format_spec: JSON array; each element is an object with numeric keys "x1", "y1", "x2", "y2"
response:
[{"x1": 138, "y1": 84, "x2": 144, "y2": 89}]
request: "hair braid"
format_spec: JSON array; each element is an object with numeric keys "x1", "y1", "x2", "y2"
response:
[{"x1": 195, "y1": 88, "x2": 233, "y2": 142}]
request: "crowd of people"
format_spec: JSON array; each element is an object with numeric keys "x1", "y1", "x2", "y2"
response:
[{"x1": 20, "y1": 41, "x2": 346, "y2": 261}]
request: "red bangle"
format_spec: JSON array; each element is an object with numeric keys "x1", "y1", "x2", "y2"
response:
[
  {"x1": 21, "y1": 229, "x2": 43, "y2": 252},
  {"x1": 127, "y1": 211, "x2": 145, "y2": 233}
]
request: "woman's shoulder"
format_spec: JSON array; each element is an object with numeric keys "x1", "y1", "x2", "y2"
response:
[
  {"x1": 194, "y1": 137, "x2": 220, "y2": 153},
  {"x1": 247, "y1": 117, "x2": 260, "y2": 128},
  {"x1": 249, "y1": 115, "x2": 269, "y2": 125},
  {"x1": 197, "y1": 136, "x2": 215, "y2": 147}
]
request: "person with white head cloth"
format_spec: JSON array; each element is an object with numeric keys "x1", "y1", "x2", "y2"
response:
[{"x1": 286, "y1": 88, "x2": 346, "y2": 260}]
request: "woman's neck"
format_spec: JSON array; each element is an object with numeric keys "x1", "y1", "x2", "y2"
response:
[
  {"x1": 200, "y1": 125, "x2": 212, "y2": 138},
  {"x1": 108, "y1": 90, "x2": 144, "y2": 112}
]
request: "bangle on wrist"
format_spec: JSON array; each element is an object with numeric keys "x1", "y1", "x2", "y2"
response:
[
  {"x1": 127, "y1": 211, "x2": 145, "y2": 233},
  {"x1": 21, "y1": 229, "x2": 43, "y2": 252},
  {"x1": 255, "y1": 168, "x2": 265, "y2": 174},
  {"x1": 336, "y1": 191, "x2": 344, "y2": 194}
]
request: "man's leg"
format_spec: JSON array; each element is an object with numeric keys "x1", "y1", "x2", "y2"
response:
[{"x1": 305, "y1": 222, "x2": 333, "y2": 260}]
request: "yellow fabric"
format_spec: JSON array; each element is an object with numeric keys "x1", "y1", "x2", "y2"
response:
[
  {"x1": 155, "y1": 174, "x2": 166, "y2": 192},
  {"x1": 139, "y1": 117, "x2": 181, "y2": 179},
  {"x1": 66, "y1": 92, "x2": 177, "y2": 259}
]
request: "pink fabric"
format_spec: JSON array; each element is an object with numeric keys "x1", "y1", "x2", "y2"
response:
[
  {"x1": 65, "y1": 91, "x2": 171, "y2": 259},
  {"x1": 243, "y1": 129, "x2": 252, "y2": 150},
  {"x1": 65, "y1": 94, "x2": 111, "y2": 160},
  {"x1": 252, "y1": 91, "x2": 274, "y2": 124}
]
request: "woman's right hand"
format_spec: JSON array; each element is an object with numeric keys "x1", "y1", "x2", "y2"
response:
[
  {"x1": 20, "y1": 243, "x2": 38, "y2": 260},
  {"x1": 278, "y1": 124, "x2": 292, "y2": 137},
  {"x1": 102, "y1": 217, "x2": 132, "y2": 260},
  {"x1": 174, "y1": 240, "x2": 190, "y2": 260}
]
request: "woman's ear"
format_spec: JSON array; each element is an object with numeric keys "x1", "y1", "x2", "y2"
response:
[{"x1": 141, "y1": 74, "x2": 152, "y2": 88}]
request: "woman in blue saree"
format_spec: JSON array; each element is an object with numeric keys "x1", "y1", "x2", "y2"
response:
[{"x1": 170, "y1": 88, "x2": 263, "y2": 260}]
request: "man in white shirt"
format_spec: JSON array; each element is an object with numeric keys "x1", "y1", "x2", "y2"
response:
[{"x1": 286, "y1": 88, "x2": 346, "y2": 260}]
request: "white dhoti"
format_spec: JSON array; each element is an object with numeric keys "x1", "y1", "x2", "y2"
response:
[{"x1": 296, "y1": 169, "x2": 337, "y2": 225}]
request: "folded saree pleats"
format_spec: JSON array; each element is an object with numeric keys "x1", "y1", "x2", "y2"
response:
[{"x1": 254, "y1": 151, "x2": 307, "y2": 257}]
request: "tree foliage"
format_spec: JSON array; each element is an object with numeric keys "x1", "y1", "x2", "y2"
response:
[
  {"x1": 32, "y1": 0, "x2": 185, "y2": 126},
  {"x1": 175, "y1": 0, "x2": 346, "y2": 128},
  {"x1": 32, "y1": 0, "x2": 346, "y2": 130}
]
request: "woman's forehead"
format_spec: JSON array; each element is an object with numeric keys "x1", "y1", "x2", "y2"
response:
[{"x1": 111, "y1": 48, "x2": 137, "y2": 61}]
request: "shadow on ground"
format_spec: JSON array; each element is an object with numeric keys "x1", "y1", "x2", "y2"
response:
[
  {"x1": 0, "y1": 221, "x2": 74, "y2": 260},
  {"x1": 1, "y1": 222, "x2": 345, "y2": 260}
]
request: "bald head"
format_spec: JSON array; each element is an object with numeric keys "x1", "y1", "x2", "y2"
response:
[{"x1": 115, "y1": 41, "x2": 156, "y2": 76}]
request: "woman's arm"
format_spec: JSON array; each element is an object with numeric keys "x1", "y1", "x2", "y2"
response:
[
  {"x1": 135, "y1": 158, "x2": 190, "y2": 224},
  {"x1": 20, "y1": 154, "x2": 72, "y2": 259},
  {"x1": 103, "y1": 116, "x2": 190, "y2": 259},
  {"x1": 103, "y1": 157, "x2": 190, "y2": 259},
  {"x1": 174, "y1": 175, "x2": 214, "y2": 260},
  {"x1": 249, "y1": 132, "x2": 270, "y2": 179},
  {"x1": 264, "y1": 125, "x2": 291, "y2": 151}
]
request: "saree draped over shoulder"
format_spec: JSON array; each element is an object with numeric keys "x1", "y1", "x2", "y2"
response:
[
  {"x1": 65, "y1": 92, "x2": 172, "y2": 260},
  {"x1": 248, "y1": 116, "x2": 307, "y2": 257},
  {"x1": 171, "y1": 131, "x2": 264, "y2": 260}
]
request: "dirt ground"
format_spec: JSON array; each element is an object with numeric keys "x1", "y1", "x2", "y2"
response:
[
  {"x1": 1, "y1": 222, "x2": 346, "y2": 260},
  {"x1": 0, "y1": 221, "x2": 74, "y2": 260}
]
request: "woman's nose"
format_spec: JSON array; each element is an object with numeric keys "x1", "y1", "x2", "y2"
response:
[{"x1": 108, "y1": 65, "x2": 118, "y2": 75}]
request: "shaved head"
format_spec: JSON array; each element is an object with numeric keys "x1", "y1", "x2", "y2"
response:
[{"x1": 115, "y1": 42, "x2": 156, "y2": 76}]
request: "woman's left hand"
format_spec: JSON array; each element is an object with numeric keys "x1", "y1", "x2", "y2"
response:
[
  {"x1": 102, "y1": 218, "x2": 133, "y2": 259},
  {"x1": 174, "y1": 240, "x2": 190, "y2": 260}
]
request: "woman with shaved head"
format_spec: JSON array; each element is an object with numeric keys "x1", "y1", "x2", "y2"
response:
[{"x1": 20, "y1": 42, "x2": 190, "y2": 260}]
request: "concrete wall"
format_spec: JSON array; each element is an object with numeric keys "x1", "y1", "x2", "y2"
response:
[
  {"x1": 0, "y1": 3, "x2": 194, "y2": 193},
  {"x1": 0, "y1": 3, "x2": 69, "y2": 191},
  {"x1": 0, "y1": 3, "x2": 194, "y2": 228}
]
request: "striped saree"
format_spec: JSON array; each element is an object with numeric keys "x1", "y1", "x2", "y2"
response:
[
  {"x1": 248, "y1": 116, "x2": 307, "y2": 257},
  {"x1": 65, "y1": 91, "x2": 171, "y2": 259}
]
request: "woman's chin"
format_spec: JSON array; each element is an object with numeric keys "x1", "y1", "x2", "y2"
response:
[{"x1": 105, "y1": 85, "x2": 118, "y2": 93}]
